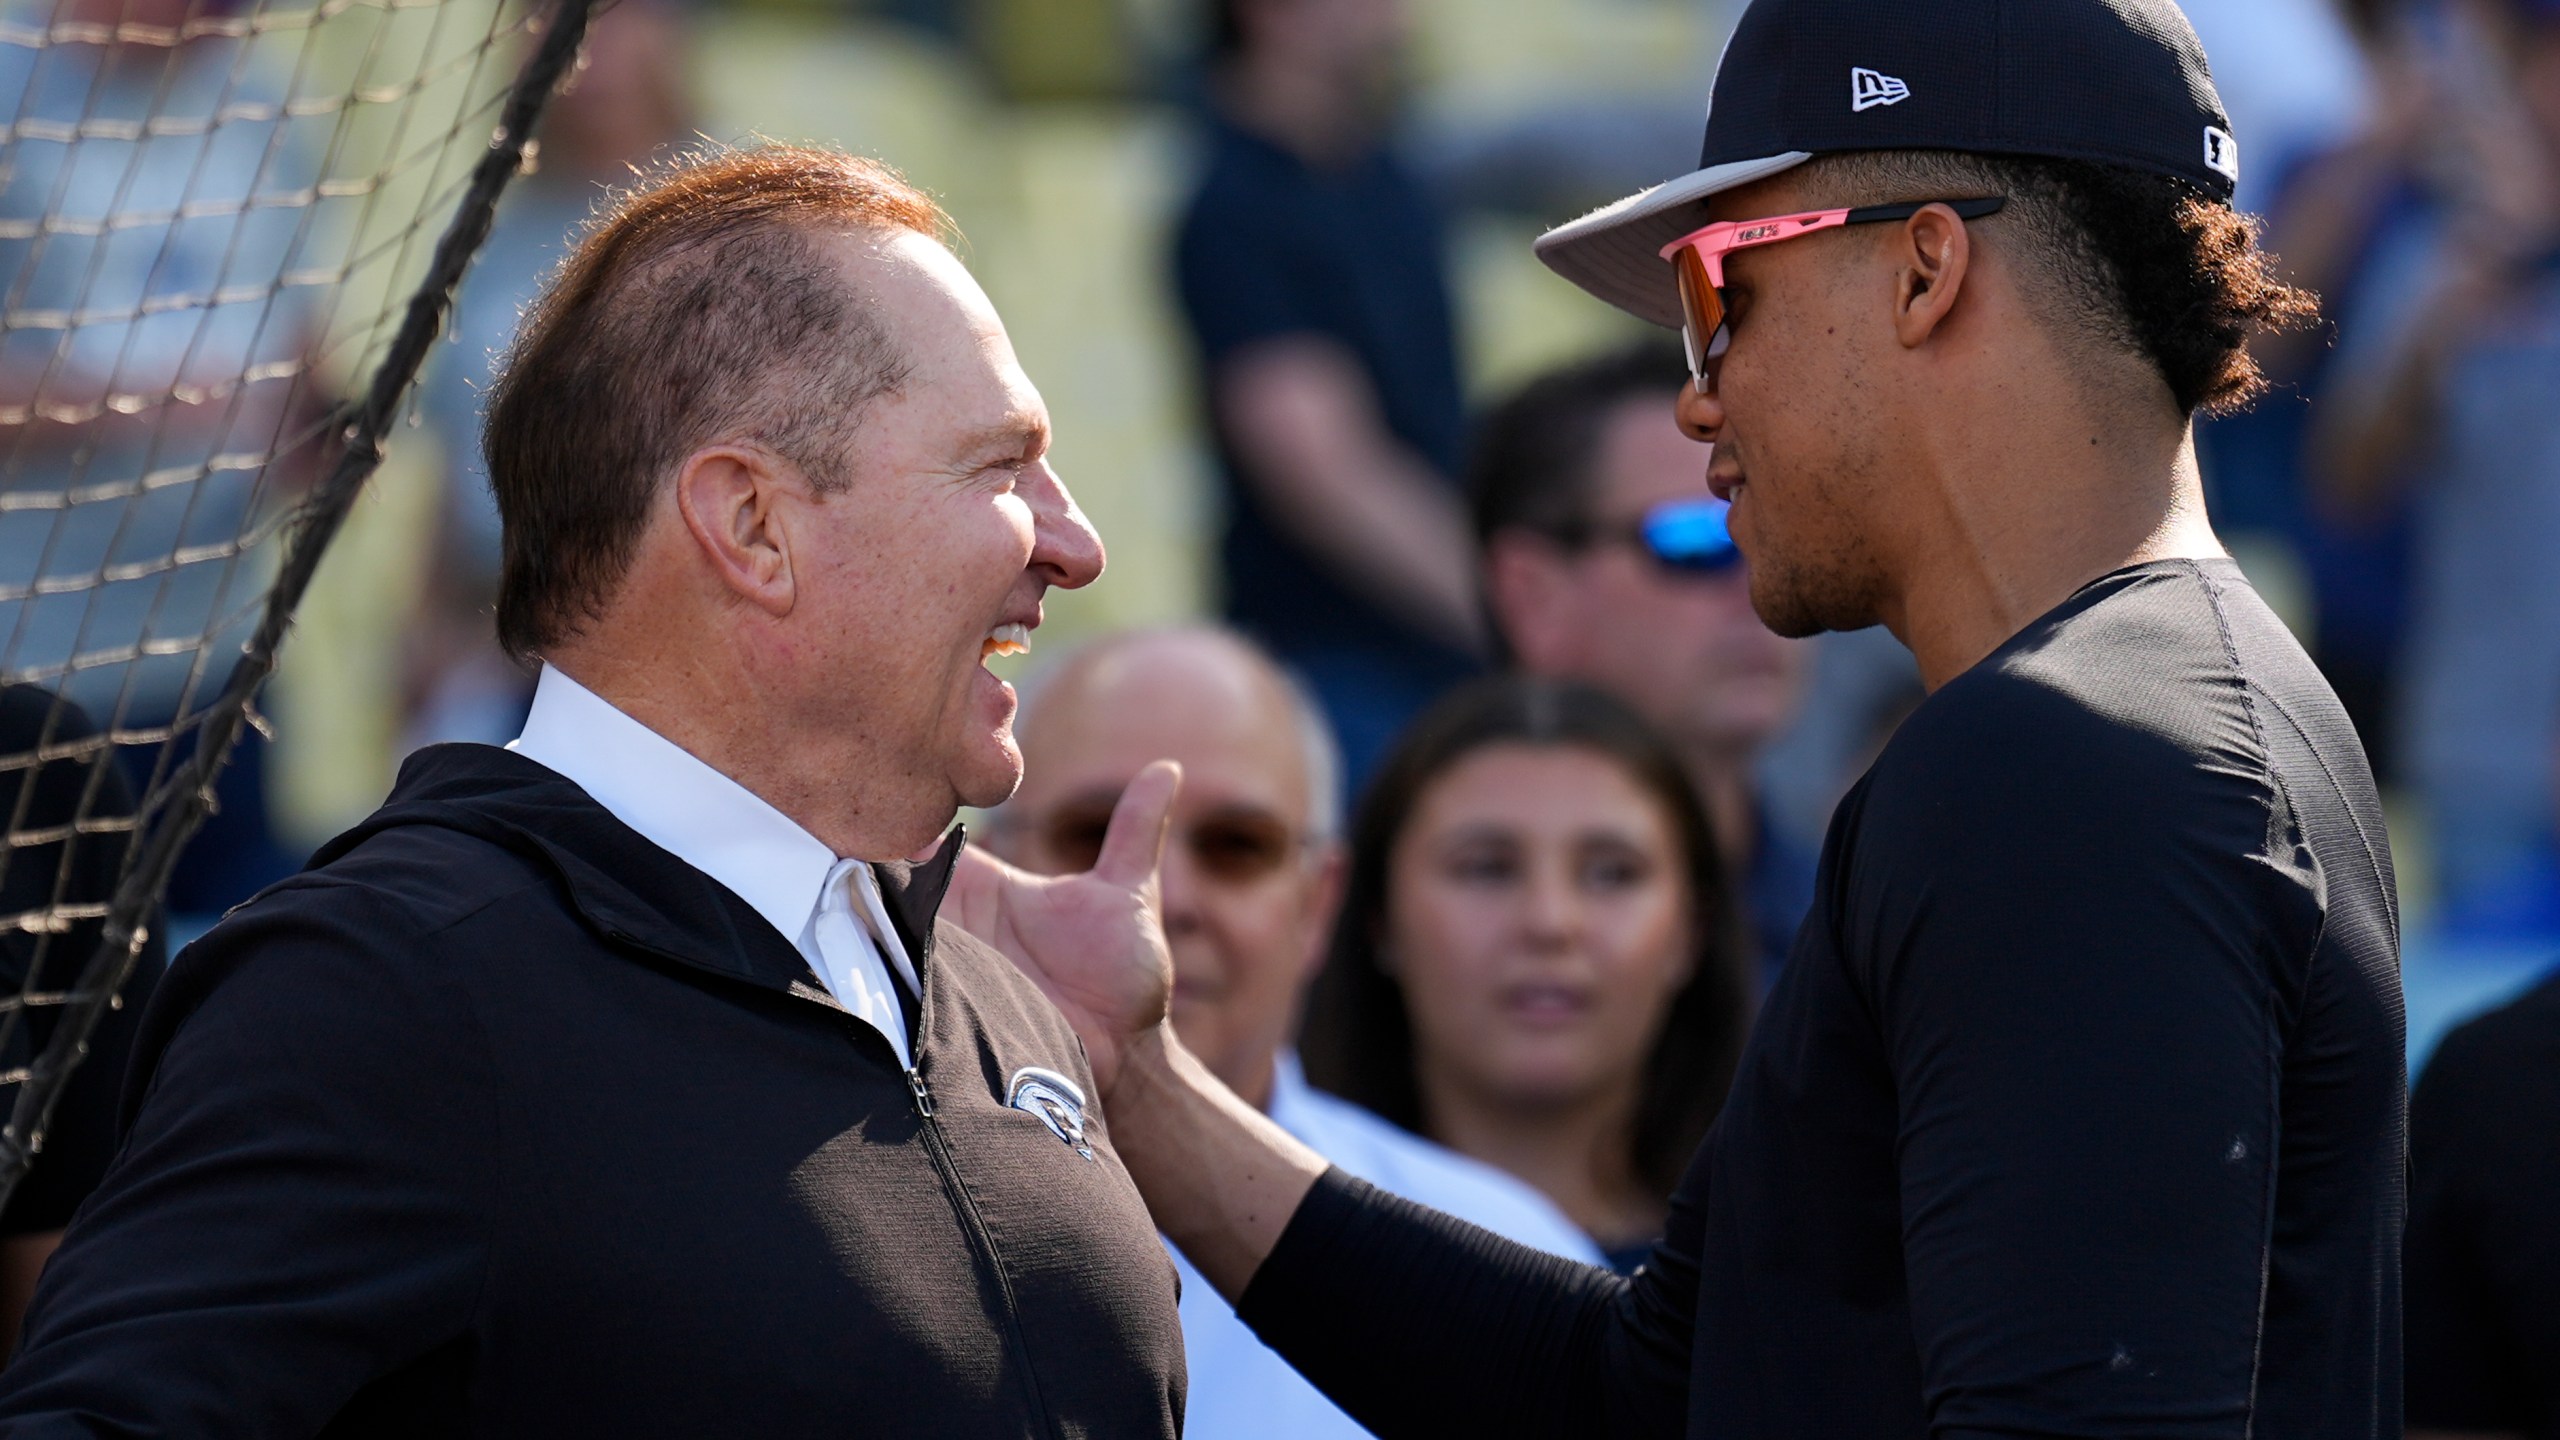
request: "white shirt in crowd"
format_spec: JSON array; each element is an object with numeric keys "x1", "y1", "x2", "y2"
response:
[
  {"x1": 1175, "y1": 1054, "x2": 1605, "y2": 1439},
  {"x1": 509, "y1": 664, "x2": 920, "y2": 1067}
]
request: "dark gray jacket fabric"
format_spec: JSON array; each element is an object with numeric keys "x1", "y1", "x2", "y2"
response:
[{"x1": 0, "y1": 743, "x2": 1185, "y2": 1439}]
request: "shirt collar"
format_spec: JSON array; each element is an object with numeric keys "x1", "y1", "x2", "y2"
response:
[{"x1": 509, "y1": 663, "x2": 838, "y2": 949}]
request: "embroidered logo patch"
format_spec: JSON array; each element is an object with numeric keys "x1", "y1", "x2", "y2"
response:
[
  {"x1": 1006, "y1": 1066, "x2": 1096, "y2": 1161},
  {"x1": 2203, "y1": 126, "x2": 2240, "y2": 184},
  {"x1": 1851, "y1": 67, "x2": 1911, "y2": 113}
]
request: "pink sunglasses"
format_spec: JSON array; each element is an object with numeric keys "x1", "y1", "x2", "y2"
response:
[{"x1": 1657, "y1": 197, "x2": 2006, "y2": 390}]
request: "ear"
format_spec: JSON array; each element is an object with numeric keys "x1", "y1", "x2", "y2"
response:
[
  {"x1": 672, "y1": 444, "x2": 801, "y2": 619},
  {"x1": 1891, "y1": 202, "x2": 1976, "y2": 351},
  {"x1": 1482, "y1": 529, "x2": 1580, "y2": 669}
]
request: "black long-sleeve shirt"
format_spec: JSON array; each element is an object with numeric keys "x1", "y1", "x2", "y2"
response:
[{"x1": 1243, "y1": 560, "x2": 2405, "y2": 1438}]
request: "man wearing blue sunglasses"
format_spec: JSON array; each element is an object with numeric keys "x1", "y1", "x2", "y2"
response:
[{"x1": 1472, "y1": 345, "x2": 1814, "y2": 982}]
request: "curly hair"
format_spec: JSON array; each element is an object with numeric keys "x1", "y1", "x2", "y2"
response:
[{"x1": 1799, "y1": 151, "x2": 2318, "y2": 417}]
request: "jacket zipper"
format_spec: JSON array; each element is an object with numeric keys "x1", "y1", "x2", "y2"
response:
[{"x1": 900, "y1": 1010, "x2": 1060, "y2": 1438}]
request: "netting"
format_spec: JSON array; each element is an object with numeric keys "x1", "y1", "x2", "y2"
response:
[{"x1": 0, "y1": 0, "x2": 594, "y2": 1210}]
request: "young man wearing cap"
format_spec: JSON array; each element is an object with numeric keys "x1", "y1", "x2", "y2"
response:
[{"x1": 953, "y1": 0, "x2": 2406, "y2": 1435}]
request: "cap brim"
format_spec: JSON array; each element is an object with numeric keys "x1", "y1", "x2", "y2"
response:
[{"x1": 1532, "y1": 152, "x2": 1815, "y2": 328}]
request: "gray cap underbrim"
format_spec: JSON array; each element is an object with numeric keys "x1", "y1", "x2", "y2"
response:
[{"x1": 1532, "y1": 152, "x2": 1815, "y2": 328}]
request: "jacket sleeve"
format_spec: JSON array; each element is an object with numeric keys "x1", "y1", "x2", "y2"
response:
[
  {"x1": 0, "y1": 880, "x2": 497, "y2": 1435},
  {"x1": 1233, "y1": 1161, "x2": 1697, "y2": 1438}
]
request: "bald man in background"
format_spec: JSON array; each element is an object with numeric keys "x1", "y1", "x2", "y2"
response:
[{"x1": 988, "y1": 627, "x2": 1596, "y2": 1440}]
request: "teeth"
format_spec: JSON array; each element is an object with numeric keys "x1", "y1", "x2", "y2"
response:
[{"x1": 982, "y1": 622, "x2": 1031, "y2": 660}]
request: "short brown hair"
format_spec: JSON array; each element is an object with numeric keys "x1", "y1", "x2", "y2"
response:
[{"x1": 483, "y1": 144, "x2": 952, "y2": 659}]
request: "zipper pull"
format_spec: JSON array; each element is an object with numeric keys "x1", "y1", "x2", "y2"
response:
[{"x1": 906, "y1": 1068, "x2": 935, "y2": 1117}]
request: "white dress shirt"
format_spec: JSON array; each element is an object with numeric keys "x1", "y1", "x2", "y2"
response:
[
  {"x1": 1171, "y1": 1054, "x2": 1604, "y2": 1439},
  {"x1": 509, "y1": 664, "x2": 920, "y2": 1067}
]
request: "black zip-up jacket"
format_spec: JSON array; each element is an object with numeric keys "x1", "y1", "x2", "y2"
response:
[{"x1": 0, "y1": 744, "x2": 1186, "y2": 1438}]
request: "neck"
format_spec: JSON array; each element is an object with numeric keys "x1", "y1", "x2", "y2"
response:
[
  {"x1": 1218, "y1": 57, "x2": 1373, "y2": 167},
  {"x1": 544, "y1": 644, "x2": 930, "y2": 862},
  {"x1": 1416, "y1": 1065, "x2": 1661, "y2": 1248},
  {"x1": 1877, "y1": 387, "x2": 2221, "y2": 691}
]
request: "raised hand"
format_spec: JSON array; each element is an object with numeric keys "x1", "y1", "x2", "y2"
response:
[
  {"x1": 946, "y1": 760, "x2": 1182, "y2": 1096},
  {"x1": 951, "y1": 758, "x2": 1329, "y2": 1292}
]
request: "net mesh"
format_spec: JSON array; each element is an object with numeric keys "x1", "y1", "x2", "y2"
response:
[{"x1": 0, "y1": 0, "x2": 593, "y2": 1208}]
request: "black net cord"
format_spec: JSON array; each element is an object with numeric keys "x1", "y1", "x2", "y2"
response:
[{"x1": 0, "y1": 0, "x2": 605, "y2": 1211}]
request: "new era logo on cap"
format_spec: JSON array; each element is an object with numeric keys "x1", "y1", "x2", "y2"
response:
[
  {"x1": 2203, "y1": 125, "x2": 2240, "y2": 184},
  {"x1": 1851, "y1": 66, "x2": 1911, "y2": 113}
]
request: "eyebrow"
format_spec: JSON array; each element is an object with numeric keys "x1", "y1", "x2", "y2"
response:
[
  {"x1": 953, "y1": 414, "x2": 1048, "y2": 464},
  {"x1": 1046, "y1": 789, "x2": 1295, "y2": 827},
  {"x1": 1435, "y1": 819, "x2": 1656, "y2": 847}
]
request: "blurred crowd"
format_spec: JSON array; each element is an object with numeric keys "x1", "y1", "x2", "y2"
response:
[{"x1": 5, "y1": 0, "x2": 2559, "y2": 1429}]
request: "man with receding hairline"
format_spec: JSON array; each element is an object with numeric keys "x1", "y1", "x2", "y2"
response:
[{"x1": 0, "y1": 145, "x2": 1184, "y2": 1436}]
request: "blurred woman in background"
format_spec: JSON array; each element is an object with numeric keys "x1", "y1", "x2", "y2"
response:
[{"x1": 1300, "y1": 676, "x2": 1751, "y2": 1272}]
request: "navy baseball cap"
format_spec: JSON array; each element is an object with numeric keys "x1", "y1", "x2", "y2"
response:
[{"x1": 1536, "y1": 0, "x2": 2238, "y2": 327}]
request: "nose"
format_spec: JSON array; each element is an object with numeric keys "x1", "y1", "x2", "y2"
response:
[
  {"x1": 1157, "y1": 825, "x2": 1204, "y2": 940},
  {"x1": 1674, "y1": 377, "x2": 1722, "y2": 444},
  {"x1": 1027, "y1": 460, "x2": 1106, "y2": 590},
  {"x1": 1520, "y1": 861, "x2": 1579, "y2": 951}
]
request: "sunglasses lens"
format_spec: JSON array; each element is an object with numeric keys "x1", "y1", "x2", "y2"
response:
[
  {"x1": 1041, "y1": 804, "x2": 1114, "y2": 872},
  {"x1": 1672, "y1": 247, "x2": 1725, "y2": 388},
  {"x1": 1043, "y1": 801, "x2": 1296, "y2": 882},
  {"x1": 1642, "y1": 497, "x2": 1740, "y2": 572},
  {"x1": 1189, "y1": 811, "x2": 1296, "y2": 883}
]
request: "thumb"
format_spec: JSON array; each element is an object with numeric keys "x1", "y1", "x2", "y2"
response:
[{"x1": 1091, "y1": 759, "x2": 1181, "y2": 890}]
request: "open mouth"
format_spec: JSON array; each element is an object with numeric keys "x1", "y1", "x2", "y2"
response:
[
  {"x1": 1500, "y1": 980, "x2": 1594, "y2": 1025},
  {"x1": 981, "y1": 622, "x2": 1031, "y2": 662}
]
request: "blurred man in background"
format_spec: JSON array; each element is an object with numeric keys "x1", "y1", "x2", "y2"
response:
[
  {"x1": 1173, "y1": 0, "x2": 1480, "y2": 794},
  {"x1": 991, "y1": 625, "x2": 1596, "y2": 1439},
  {"x1": 1472, "y1": 345, "x2": 1813, "y2": 979},
  {"x1": 2309, "y1": 0, "x2": 2560, "y2": 930},
  {"x1": 2405, "y1": 724, "x2": 2560, "y2": 1440}
]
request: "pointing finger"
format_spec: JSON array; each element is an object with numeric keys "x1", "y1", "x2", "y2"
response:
[{"x1": 1092, "y1": 759, "x2": 1181, "y2": 891}]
